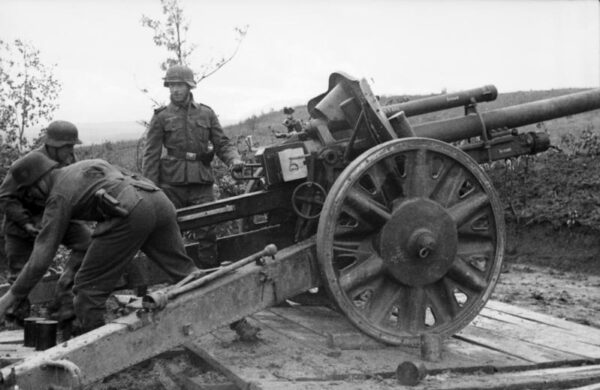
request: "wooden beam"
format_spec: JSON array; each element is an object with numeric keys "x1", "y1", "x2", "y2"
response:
[{"x1": 0, "y1": 240, "x2": 320, "y2": 389}]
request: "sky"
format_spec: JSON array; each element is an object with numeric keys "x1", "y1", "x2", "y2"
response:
[{"x1": 0, "y1": 0, "x2": 599, "y2": 143}]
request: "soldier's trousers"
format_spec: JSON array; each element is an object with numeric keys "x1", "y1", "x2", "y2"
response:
[
  {"x1": 161, "y1": 183, "x2": 218, "y2": 268},
  {"x1": 72, "y1": 189, "x2": 198, "y2": 332}
]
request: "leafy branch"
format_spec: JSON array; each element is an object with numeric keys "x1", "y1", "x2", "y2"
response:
[
  {"x1": 141, "y1": 0, "x2": 248, "y2": 81},
  {"x1": 0, "y1": 39, "x2": 61, "y2": 175}
]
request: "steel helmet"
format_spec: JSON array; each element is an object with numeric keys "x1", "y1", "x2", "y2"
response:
[
  {"x1": 9, "y1": 152, "x2": 58, "y2": 189},
  {"x1": 44, "y1": 120, "x2": 82, "y2": 147},
  {"x1": 163, "y1": 65, "x2": 196, "y2": 88}
]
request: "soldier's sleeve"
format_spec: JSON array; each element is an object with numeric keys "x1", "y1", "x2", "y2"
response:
[
  {"x1": 0, "y1": 173, "x2": 34, "y2": 229},
  {"x1": 141, "y1": 110, "x2": 164, "y2": 185},
  {"x1": 209, "y1": 109, "x2": 240, "y2": 166},
  {"x1": 10, "y1": 195, "x2": 71, "y2": 298}
]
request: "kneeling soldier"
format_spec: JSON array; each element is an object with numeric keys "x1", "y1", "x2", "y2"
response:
[{"x1": 0, "y1": 153, "x2": 199, "y2": 333}]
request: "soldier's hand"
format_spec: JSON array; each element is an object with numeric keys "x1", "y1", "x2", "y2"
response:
[
  {"x1": 0, "y1": 291, "x2": 17, "y2": 322},
  {"x1": 23, "y1": 223, "x2": 41, "y2": 238},
  {"x1": 57, "y1": 266, "x2": 76, "y2": 290},
  {"x1": 230, "y1": 159, "x2": 244, "y2": 174}
]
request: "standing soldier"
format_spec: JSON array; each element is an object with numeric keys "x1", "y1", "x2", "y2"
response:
[
  {"x1": 142, "y1": 65, "x2": 259, "y2": 340},
  {"x1": 142, "y1": 64, "x2": 243, "y2": 268},
  {"x1": 0, "y1": 153, "x2": 199, "y2": 333},
  {"x1": 0, "y1": 121, "x2": 91, "y2": 325},
  {"x1": 282, "y1": 107, "x2": 303, "y2": 133}
]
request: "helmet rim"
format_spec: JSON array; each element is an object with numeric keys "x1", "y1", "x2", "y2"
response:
[
  {"x1": 163, "y1": 65, "x2": 197, "y2": 88},
  {"x1": 44, "y1": 120, "x2": 82, "y2": 147},
  {"x1": 9, "y1": 152, "x2": 59, "y2": 189}
]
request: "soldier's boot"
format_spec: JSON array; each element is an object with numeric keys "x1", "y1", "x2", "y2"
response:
[
  {"x1": 124, "y1": 256, "x2": 149, "y2": 296},
  {"x1": 48, "y1": 289, "x2": 76, "y2": 340},
  {"x1": 48, "y1": 296, "x2": 75, "y2": 322},
  {"x1": 69, "y1": 318, "x2": 85, "y2": 338},
  {"x1": 70, "y1": 314, "x2": 105, "y2": 337},
  {"x1": 230, "y1": 318, "x2": 261, "y2": 341},
  {"x1": 73, "y1": 289, "x2": 108, "y2": 336},
  {"x1": 48, "y1": 261, "x2": 77, "y2": 335}
]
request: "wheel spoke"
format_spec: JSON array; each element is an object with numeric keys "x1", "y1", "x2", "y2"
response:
[
  {"x1": 317, "y1": 138, "x2": 504, "y2": 345},
  {"x1": 429, "y1": 163, "x2": 466, "y2": 206},
  {"x1": 447, "y1": 192, "x2": 489, "y2": 228},
  {"x1": 363, "y1": 161, "x2": 404, "y2": 205},
  {"x1": 334, "y1": 205, "x2": 377, "y2": 237},
  {"x1": 382, "y1": 157, "x2": 406, "y2": 194},
  {"x1": 345, "y1": 187, "x2": 391, "y2": 226},
  {"x1": 333, "y1": 238, "x2": 373, "y2": 270},
  {"x1": 448, "y1": 257, "x2": 487, "y2": 293},
  {"x1": 348, "y1": 276, "x2": 385, "y2": 305},
  {"x1": 457, "y1": 209, "x2": 494, "y2": 238},
  {"x1": 456, "y1": 238, "x2": 494, "y2": 258},
  {"x1": 403, "y1": 148, "x2": 432, "y2": 198},
  {"x1": 425, "y1": 279, "x2": 460, "y2": 325},
  {"x1": 364, "y1": 280, "x2": 404, "y2": 325},
  {"x1": 339, "y1": 254, "x2": 385, "y2": 292},
  {"x1": 397, "y1": 286, "x2": 426, "y2": 332},
  {"x1": 295, "y1": 195, "x2": 324, "y2": 205}
]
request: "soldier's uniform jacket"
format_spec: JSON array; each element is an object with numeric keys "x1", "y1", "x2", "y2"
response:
[
  {"x1": 0, "y1": 146, "x2": 56, "y2": 238},
  {"x1": 142, "y1": 96, "x2": 240, "y2": 185},
  {"x1": 10, "y1": 159, "x2": 158, "y2": 298}
]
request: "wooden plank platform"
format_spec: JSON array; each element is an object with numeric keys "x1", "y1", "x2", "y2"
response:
[
  {"x1": 1, "y1": 299, "x2": 599, "y2": 388},
  {"x1": 188, "y1": 300, "x2": 600, "y2": 390}
]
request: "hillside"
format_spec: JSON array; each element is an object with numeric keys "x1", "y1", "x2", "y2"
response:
[
  {"x1": 87, "y1": 88, "x2": 600, "y2": 389},
  {"x1": 75, "y1": 88, "x2": 600, "y2": 174},
  {"x1": 3, "y1": 88, "x2": 600, "y2": 389},
  {"x1": 227, "y1": 88, "x2": 600, "y2": 148},
  {"x1": 77, "y1": 121, "x2": 146, "y2": 145},
  {"x1": 69, "y1": 87, "x2": 600, "y2": 240},
  {"x1": 73, "y1": 87, "x2": 600, "y2": 278}
]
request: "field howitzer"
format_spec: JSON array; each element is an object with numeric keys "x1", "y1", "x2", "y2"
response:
[
  {"x1": 3, "y1": 73, "x2": 600, "y2": 389},
  {"x1": 178, "y1": 72, "x2": 600, "y2": 344}
]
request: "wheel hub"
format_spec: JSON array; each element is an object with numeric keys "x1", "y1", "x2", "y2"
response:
[{"x1": 379, "y1": 198, "x2": 457, "y2": 286}]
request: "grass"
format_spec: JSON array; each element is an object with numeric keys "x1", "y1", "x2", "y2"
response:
[
  {"x1": 2, "y1": 87, "x2": 599, "y2": 271},
  {"x1": 75, "y1": 87, "x2": 600, "y2": 174}
]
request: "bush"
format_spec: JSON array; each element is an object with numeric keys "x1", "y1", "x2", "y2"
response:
[
  {"x1": 487, "y1": 149, "x2": 600, "y2": 232},
  {"x1": 559, "y1": 126, "x2": 600, "y2": 156}
]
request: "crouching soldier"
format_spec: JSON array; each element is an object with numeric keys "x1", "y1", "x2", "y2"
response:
[
  {"x1": 0, "y1": 120, "x2": 91, "y2": 326},
  {"x1": 0, "y1": 153, "x2": 199, "y2": 333}
]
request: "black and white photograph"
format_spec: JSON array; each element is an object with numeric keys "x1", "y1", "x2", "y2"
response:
[{"x1": 0, "y1": 0, "x2": 599, "y2": 389}]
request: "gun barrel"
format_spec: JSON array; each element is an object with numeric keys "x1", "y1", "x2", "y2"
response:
[
  {"x1": 381, "y1": 85, "x2": 498, "y2": 118},
  {"x1": 413, "y1": 88, "x2": 600, "y2": 142}
]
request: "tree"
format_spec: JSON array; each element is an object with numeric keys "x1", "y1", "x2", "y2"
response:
[
  {"x1": 136, "y1": 0, "x2": 248, "y2": 170},
  {"x1": 141, "y1": 0, "x2": 248, "y2": 83},
  {"x1": 0, "y1": 39, "x2": 62, "y2": 170},
  {"x1": 0, "y1": 39, "x2": 61, "y2": 266}
]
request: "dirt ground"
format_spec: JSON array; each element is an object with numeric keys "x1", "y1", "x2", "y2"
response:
[
  {"x1": 86, "y1": 221, "x2": 600, "y2": 390},
  {"x1": 494, "y1": 223, "x2": 600, "y2": 329},
  {"x1": 5, "y1": 150, "x2": 600, "y2": 389}
]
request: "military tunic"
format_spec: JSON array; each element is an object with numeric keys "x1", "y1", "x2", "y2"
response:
[
  {"x1": 0, "y1": 146, "x2": 91, "y2": 281},
  {"x1": 142, "y1": 97, "x2": 241, "y2": 267},
  {"x1": 142, "y1": 97, "x2": 240, "y2": 185},
  {"x1": 10, "y1": 159, "x2": 198, "y2": 331}
]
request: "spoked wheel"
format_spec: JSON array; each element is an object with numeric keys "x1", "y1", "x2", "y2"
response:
[{"x1": 316, "y1": 138, "x2": 505, "y2": 345}]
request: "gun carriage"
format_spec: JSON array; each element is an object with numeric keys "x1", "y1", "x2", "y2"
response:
[{"x1": 2, "y1": 72, "x2": 600, "y2": 389}]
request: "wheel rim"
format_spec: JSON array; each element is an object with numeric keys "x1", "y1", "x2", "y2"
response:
[{"x1": 316, "y1": 138, "x2": 505, "y2": 345}]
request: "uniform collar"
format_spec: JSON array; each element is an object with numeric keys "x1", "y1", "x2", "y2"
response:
[{"x1": 170, "y1": 93, "x2": 199, "y2": 110}]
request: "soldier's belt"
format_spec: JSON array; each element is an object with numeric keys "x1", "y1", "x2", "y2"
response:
[{"x1": 167, "y1": 149, "x2": 213, "y2": 163}]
